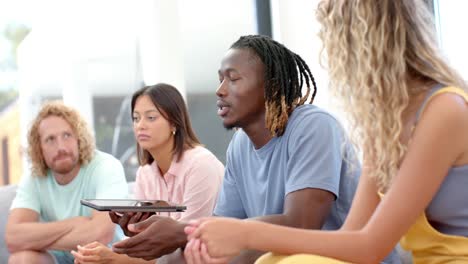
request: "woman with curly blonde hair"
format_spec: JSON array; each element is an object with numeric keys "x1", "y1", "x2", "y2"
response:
[{"x1": 183, "y1": 0, "x2": 468, "y2": 263}]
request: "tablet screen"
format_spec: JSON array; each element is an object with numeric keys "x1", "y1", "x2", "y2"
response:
[{"x1": 80, "y1": 199, "x2": 186, "y2": 212}]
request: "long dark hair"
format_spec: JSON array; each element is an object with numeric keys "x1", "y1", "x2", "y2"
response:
[{"x1": 131, "y1": 83, "x2": 201, "y2": 165}]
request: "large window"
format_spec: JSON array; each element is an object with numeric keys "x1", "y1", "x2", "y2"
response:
[
  {"x1": 6, "y1": 0, "x2": 258, "y2": 184},
  {"x1": 434, "y1": 0, "x2": 468, "y2": 79}
]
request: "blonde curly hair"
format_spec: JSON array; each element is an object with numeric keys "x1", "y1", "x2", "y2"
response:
[
  {"x1": 27, "y1": 101, "x2": 95, "y2": 177},
  {"x1": 316, "y1": 0, "x2": 466, "y2": 191}
]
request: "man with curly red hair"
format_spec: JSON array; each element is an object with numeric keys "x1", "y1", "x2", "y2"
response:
[{"x1": 6, "y1": 101, "x2": 128, "y2": 264}]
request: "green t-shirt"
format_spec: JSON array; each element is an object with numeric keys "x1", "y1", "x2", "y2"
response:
[{"x1": 11, "y1": 150, "x2": 128, "y2": 221}]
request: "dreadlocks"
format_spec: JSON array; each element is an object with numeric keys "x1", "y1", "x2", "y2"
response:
[{"x1": 231, "y1": 35, "x2": 318, "y2": 136}]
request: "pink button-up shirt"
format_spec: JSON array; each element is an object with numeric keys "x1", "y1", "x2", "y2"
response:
[{"x1": 134, "y1": 146, "x2": 224, "y2": 221}]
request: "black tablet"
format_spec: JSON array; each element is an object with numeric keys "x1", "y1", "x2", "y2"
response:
[{"x1": 80, "y1": 199, "x2": 186, "y2": 212}]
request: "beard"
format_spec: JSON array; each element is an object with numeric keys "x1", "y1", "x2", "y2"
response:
[{"x1": 50, "y1": 153, "x2": 79, "y2": 174}]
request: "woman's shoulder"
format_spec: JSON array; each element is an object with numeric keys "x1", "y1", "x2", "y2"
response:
[
  {"x1": 420, "y1": 86, "x2": 468, "y2": 113},
  {"x1": 422, "y1": 88, "x2": 468, "y2": 117},
  {"x1": 178, "y1": 146, "x2": 224, "y2": 173},
  {"x1": 182, "y1": 146, "x2": 220, "y2": 163},
  {"x1": 416, "y1": 88, "x2": 468, "y2": 163}
]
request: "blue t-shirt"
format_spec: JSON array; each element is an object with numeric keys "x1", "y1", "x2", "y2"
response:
[{"x1": 214, "y1": 104, "x2": 359, "y2": 230}]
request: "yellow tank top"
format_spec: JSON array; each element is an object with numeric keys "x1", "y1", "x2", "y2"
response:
[
  {"x1": 256, "y1": 87, "x2": 468, "y2": 264},
  {"x1": 391, "y1": 86, "x2": 468, "y2": 264}
]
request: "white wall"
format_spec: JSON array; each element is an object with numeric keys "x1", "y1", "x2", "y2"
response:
[
  {"x1": 435, "y1": 0, "x2": 468, "y2": 79},
  {"x1": 15, "y1": 0, "x2": 259, "y2": 165},
  {"x1": 271, "y1": 0, "x2": 341, "y2": 122},
  {"x1": 179, "y1": 0, "x2": 257, "y2": 93}
]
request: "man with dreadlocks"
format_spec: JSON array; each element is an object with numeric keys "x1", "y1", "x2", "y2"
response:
[
  {"x1": 184, "y1": 35, "x2": 364, "y2": 264},
  {"x1": 212, "y1": 33, "x2": 359, "y2": 226},
  {"x1": 110, "y1": 35, "x2": 362, "y2": 264}
]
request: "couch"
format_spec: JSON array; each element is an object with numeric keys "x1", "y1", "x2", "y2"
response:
[{"x1": 0, "y1": 183, "x2": 412, "y2": 263}]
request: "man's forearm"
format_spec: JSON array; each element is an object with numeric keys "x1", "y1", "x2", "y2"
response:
[
  {"x1": 7, "y1": 216, "x2": 113, "y2": 252},
  {"x1": 6, "y1": 221, "x2": 73, "y2": 252},
  {"x1": 174, "y1": 222, "x2": 189, "y2": 250},
  {"x1": 113, "y1": 219, "x2": 188, "y2": 259},
  {"x1": 48, "y1": 216, "x2": 114, "y2": 251}
]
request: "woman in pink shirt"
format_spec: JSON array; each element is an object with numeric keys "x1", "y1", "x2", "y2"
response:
[{"x1": 72, "y1": 83, "x2": 224, "y2": 264}]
